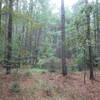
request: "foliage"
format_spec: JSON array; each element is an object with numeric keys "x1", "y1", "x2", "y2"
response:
[
  {"x1": 31, "y1": 68, "x2": 48, "y2": 72},
  {"x1": 0, "y1": 0, "x2": 100, "y2": 73},
  {"x1": 10, "y1": 81, "x2": 21, "y2": 93},
  {"x1": 23, "y1": 71, "x2": 32, "y2": 77}
]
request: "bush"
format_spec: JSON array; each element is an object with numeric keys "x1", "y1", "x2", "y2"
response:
[
  {"x1": 10, "y1": 81, "x2": 21, "y2": 93},
  {"x1": 23, "y1": 71, "x2": 32, "y2": 77},
  {"x1": 40, "y1": 58, "x2": 62, "y2": 72},
  {"x1": 13, "y1": 73, "x2": 22, "y2": 80},
  {"x1": 0, "y1": 80, "x2": 3, "y2": 89}
]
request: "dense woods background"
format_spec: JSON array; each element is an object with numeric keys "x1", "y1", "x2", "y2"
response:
[
  {"x1": 0, "y1": 0, "x2": 100, "y2": 99},
  {"x1": 0, "y1": 0, "x2": 100, "y2": 76}
]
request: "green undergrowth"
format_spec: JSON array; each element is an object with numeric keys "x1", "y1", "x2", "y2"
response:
[{"x1": 30, "y1": 68, "x2": 48, "y2": 72}]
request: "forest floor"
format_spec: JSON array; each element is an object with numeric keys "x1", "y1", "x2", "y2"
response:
[{"x1": 0, "y1": 67, "x2": 100, "y2": 100}]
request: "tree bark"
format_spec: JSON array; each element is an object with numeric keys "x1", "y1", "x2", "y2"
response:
[
  {"x1": 0, "y1": 0, "x2": 2, "y2": 34},
  {"x1": 61, "y1": 0, "x2": 67, "y2": 76},
  {"x1": 85, "y1": 0, "x2": 94, "y2": 80},
  {"x1": 6, "y1": 0, "x2": 13, "y2": 74},
  {"x1": 96, "y1": 0, "x2": 100, "y2": 56}
]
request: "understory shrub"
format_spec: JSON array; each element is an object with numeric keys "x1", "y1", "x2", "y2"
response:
[
  {"x1": 10, "y1": 81, "x2": 21, "y2": 93},
  {"x1": 23, "y1": 71, "x2": 32, "y2": 77}
]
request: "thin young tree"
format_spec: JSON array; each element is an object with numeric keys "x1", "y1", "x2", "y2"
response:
[{"x1": 61, "y1": 0, "x2": 67, "y2": 76}]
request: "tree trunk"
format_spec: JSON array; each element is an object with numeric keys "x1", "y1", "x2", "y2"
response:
[
  {"x1": 33, "y1": 29, "x2": 42, "y2": 67},
  {"x1": 96, "y1": 0, "x2": 100, "y2": 56},
  {"x1": 6, "y1": 0, "x2": 13, "y2": 74},
  {"x1": 93, "y1": 2, "x2": 97, "y2": 57},
  {"x1": 0, "y1": 0, "x2": 2, "y2": 34},
  {"x1": 61, "y1": 0, "x2": 67, "y2": 76},
  {"x1": 85, "y1": 0, "x2": 94, "y2": 80}
]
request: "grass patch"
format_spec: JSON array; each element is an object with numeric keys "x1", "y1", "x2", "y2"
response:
[{"x1": 31, "y1": 68, "x2": 48, "y2": 72}]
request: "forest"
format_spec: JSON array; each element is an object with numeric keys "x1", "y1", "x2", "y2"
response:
[{"x1": 0, "y1": 0, "x2": 100, "y2": 100}]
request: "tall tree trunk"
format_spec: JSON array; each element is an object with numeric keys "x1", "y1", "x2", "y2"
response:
[
  {"x1": 61, "y1": 0, "x2": 67, "y2": 76},
  {"x1": 0, "y1": 0, "x2": 2, "y2": 35},
  {"x1": 33, "y1": 29, "x2": 42, "y2": 67},
  {"x1": 93, "y1": 1, "x2": 97, "y2": 57},
  {"x1": 15, "y1": 0, "x2": 18, "y2": 34},
  {"x1": 85, "y1": 0, "x2": 94, "y2": 80},
  {"x1": 4, "y1": 0, "x2": 8, "y2": 60},
  {"x1": 6, "y1": 0, "x2": 13, "y2": 74},
  {"x1": 96, "y1": 0, "x2": 100, "y2": 56}
]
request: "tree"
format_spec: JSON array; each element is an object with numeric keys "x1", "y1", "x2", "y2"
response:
[
  {"x1": 0, "y1": 0, "x2": 2, "y2": 34},
  {"x1": 96, "y1": 0, "x2": 100, "y2": 56},
  {"x1": 6, "y1": 0, "x2": 13, "y2": 74},
  {"x1": 61, "y1": 0, "x2": 67, "y2": 76},
  {"x1": 85, "y1": 0, "x2": 94, "y2": 80}
]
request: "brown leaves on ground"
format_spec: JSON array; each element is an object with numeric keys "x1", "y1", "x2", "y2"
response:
[{"x1": 0, "y1": 69, "x2": 100, "y2": 100}]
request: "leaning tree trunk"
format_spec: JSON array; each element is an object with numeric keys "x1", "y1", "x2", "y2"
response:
[
  {"x1": 61, "y1": 0, "x2": 67, "y2": 76},
  {"x1": 85, "y1": 0, "x2": 94, "y2": 80},
  {"x1": 6, "y1": 0, "x2": 13, "y2": 74}
]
